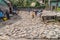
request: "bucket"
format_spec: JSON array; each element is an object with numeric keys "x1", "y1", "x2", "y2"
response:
[{"x1": 3, "y1": 17, "x2": 8, "y2": 21}]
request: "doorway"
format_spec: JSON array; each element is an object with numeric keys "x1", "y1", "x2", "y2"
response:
[
  {"x1": 52, "y1": 6, "x2": 55, "y2": 10},
  {"x1": 42, "y1": 0, "x2": 44, "y2": 3}
]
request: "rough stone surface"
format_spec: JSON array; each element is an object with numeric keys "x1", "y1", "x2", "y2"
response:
[{"x1": 0, "y1": 11, "x2": 60, "y2": 40}]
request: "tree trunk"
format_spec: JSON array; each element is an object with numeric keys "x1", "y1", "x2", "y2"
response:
[
  {"x1": 42, "y1": 0, "x2": 45, "y2": 3},
  {"x1": 48, "y1": 0, "x2": 51, "y2": 10},
  {"x1": 56, "y1": 0, "x2": 58, "y2": 11}
]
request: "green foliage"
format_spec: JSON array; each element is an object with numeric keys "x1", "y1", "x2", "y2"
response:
[
  {"x1": 35, "y1": 1, "x2": 40, "y2": 7},
  {"x1": 57, "y1": 7, "x2": 60, "y2": 11},
  {"x1": 10, "y1": 0, "x2": 18, "y2": 6},
  {"x1": 10, "y1": 0, "x2": 45, "y2": 8}
]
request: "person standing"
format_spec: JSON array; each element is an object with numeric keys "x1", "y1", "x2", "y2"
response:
[
  {"x1": 5, "y1": 11, "x2": 10, "y2": 19},
  {"x1": 30, "y1": 11, "x2": 36, "y2": 19}
]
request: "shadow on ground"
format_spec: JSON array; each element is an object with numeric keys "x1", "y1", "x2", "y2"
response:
[{"x1": 0, "y1": 15, "x2": 22, "y2": 28}]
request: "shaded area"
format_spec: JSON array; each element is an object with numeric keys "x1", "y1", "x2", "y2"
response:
[{"x1": 0, "y1": 14, "x2": 22, "y2": 28}]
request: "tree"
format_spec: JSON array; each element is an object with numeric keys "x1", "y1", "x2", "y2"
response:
[
  {"x1": 10, "y1": 0, "x2": 45, "y2": 8},
  {"x1": 48, "y1": 0, "x2": 51, "y2": 10},
  {"x1": 56, "y1": 0, "x2": 59, "y2": 11}
]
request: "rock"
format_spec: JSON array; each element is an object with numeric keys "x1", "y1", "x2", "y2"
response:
[
  {"x1": 1, "y1": 11, "x2": 60, "y2": 40},
  {"x1": 28, "y1": 30, "x2": 39, "y2": 38},
  {"x1": 55, "y1": 28, "x2": 60, "y2": 32},
  {"x1": 0, "y1": 35, "x2": 9, "y2": 40},
  {"x1": 48, "y1": 31, "x2": 56, "y2": 35}
]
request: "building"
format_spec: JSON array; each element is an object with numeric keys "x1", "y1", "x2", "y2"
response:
[
  {"x1": 41, "y1": 0, "x2": 60, "y2": 11},
  {"x1": 50, "y1": 0, "x2": 60, "y2": 10}
]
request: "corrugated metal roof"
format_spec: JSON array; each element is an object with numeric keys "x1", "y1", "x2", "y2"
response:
[
  {"x1": 0, "y1": 0, "x2": 8, "y2": 6},
  {"x1": 50, "y1": 2, "x2": 57, "y2": 6},
  {"x1": 45, "y1": 0, "x2": 57, "y2": 1},
  {"x1": 0, "y1": 0, "x2": 9, "y2": 13},
  {"x1": 50, "y1": 2, "x2": 60, "y2": 7},
  {"x1": 50, "y1": 0, "x2": 57, "y2": 1}
]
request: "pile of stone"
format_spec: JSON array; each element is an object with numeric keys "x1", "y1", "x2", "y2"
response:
[
  {"x1": 42, "y1": 24, "x2": 60, "y2": 38},
  {"x1": 0, "y1": 11, "x2": 60, "y2": 40}
]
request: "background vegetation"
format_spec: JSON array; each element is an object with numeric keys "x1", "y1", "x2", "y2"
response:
[{"x1": 10, "y1": 0, "x2": 45, "y2": 8}]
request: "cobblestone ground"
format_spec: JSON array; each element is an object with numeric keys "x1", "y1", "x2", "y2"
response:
[{"x1": 0, "y1": 11, "x2": 60, "y2": 40}]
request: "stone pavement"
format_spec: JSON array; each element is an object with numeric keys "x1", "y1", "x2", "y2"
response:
[{"x1": 0, "y1": 11, "x2": 60, "y2": 40}]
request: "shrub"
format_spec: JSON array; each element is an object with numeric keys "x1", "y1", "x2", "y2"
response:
[{"x1": 10, "y1": 0, "x2": 45, "y2": 8}]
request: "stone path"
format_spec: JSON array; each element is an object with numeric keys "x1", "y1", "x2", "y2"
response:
[{"x1": 0, "y1": 11, "x2": 60, "y2": 40}]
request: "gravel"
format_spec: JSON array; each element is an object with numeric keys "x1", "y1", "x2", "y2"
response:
[{"x1": 0, "y1": 11, "x2": 60, "y2": 40}]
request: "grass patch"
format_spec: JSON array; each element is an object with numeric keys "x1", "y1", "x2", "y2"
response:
[{"x1": 56, "y1": 7, "x2": 60, "y2": 12}]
